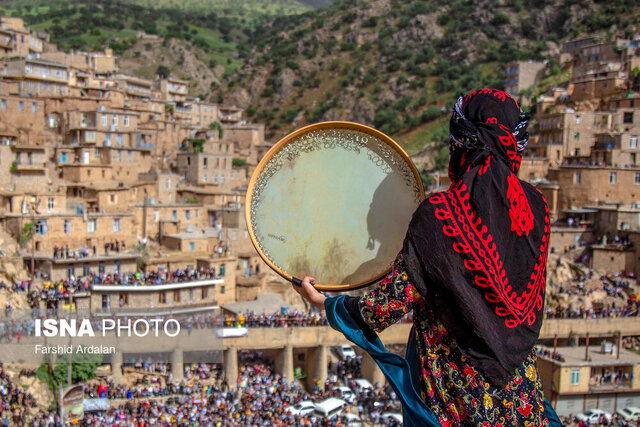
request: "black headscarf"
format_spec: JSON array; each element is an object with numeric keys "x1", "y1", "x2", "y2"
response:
[{"x1": 402, "y1": 88, "x2": 550, "y2": 386}]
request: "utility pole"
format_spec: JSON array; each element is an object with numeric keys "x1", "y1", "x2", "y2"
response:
[
  {"x1": 30, "y1": 195, "x2": 38, "y2": 280},
  {"x1": 67, "y1": 291, "x2": 74, "y2": 387},
  {"x1": 142, "y1": 192, "x2": 148, "y2": 241}
]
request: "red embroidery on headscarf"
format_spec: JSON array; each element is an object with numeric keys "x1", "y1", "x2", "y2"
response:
[
  {"x1": 478, "y1": 156, "x2": 492, "y2": 175},
  {"x1": 486, "y1": 117, "x2": 498, "y2": 124},
  {"x1": 429, "y1": 183, "x2": 549, "y2": 328},
  {"x1": 464, "y1": 90, "x2": 479, "y2": 102},
  {"x1": 512, "y1": 152, "x2": 522, "y2": 173},
  {"x1": 507, "y1": 174, "x2": 534, "y2": 237},
  {"x1": 498, "y1": 124, "x2": 518, "y2": 160}
]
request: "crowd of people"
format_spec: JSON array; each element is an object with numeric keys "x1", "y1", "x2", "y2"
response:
[
  {"x1": 546, "y1": 266, "x2": 639, "y2": 320},
  {"x1": 535, "y1": 347, "x2": 566, "y2": 362},
  {"x1": 5, "y1": 267, "x2": 222, "y2": 311},
  {"x1": 0, "y1": 365, "x2": 38, "y2": 425},
  {"x1": 19, "y1": 349, "x2": 402, "y2": 426},
  {"x1": 52, "y1": 241, "x2": 127, "y2": 260}
]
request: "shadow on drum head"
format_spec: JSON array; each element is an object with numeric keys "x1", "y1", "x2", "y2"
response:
[{"x1": 340, "y1": 174, "x2": 408, "y2": 286}]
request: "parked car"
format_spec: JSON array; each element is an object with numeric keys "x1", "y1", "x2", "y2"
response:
[
  {"x1": 616, "y1": 406, "x2": 640, "y2": 421},
  {"x1": 576, "y1": 409, "x2": 612, "y2": 424},
  {"x1": 381, "y1": 412, "x2": 404, "y2": 425},
  {"x1": 287, "y1": 400, "x2": 315, "y2": 416},
  {"x1": 334, "y1": 386, "x2": 355, "y2": 404},
  {"x1": 344, "y1": 413, "x2": 363, "y2": 426},
  {"x1": 336, "y1": 344, "x2": 356, "y2": 360},
  {"x1": 314, "y1": 397, "x2": 346, "y2": 419},
  {"x1": 353, "y1": 378, "x2": 373, "y2": 393}
]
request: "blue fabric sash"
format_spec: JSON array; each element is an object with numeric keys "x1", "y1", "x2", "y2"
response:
[
  {"x1": 326, "y1": 295, "x2": 441, "y2": 426},
  {"x1": 325, "y1": 295, "x2": 564, "y2": 427}
]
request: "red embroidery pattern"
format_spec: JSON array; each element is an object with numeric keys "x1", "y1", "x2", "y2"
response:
[
  {"x1": 498, "y1": 124, "x2": 518, "y2": 160},
  {"x1": 478, "y1": 156, "x2": 492, "y2": 175},
  {"x1": 465, "y1": 88, "x2": 516, "y2": 104},
  {"x1": 429, "y1": 183, "x2": 550, "y2": 328},
  {"x1": 512, "y1": 152, "x2": 522, "y2": 173},
  {"x1": 506, "y1": 174, "x2": 534, "y2": 237}
]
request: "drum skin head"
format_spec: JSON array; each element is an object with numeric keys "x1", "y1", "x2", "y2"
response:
[{"x1": 246, "y1": 121, "x2": 424, "y2": 291}]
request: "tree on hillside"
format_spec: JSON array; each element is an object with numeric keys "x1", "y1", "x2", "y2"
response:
[{"x1": 156, "y1": 65, "x2": 171, "y2": 79}]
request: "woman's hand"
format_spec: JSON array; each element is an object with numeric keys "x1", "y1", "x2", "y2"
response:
[{"x1": 291, "y1": 276, "x2": 327, "y2": 309}]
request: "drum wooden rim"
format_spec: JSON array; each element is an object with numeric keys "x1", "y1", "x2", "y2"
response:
[{"x1": 245, "y1": 121, "x2": 425, "y2": 292}]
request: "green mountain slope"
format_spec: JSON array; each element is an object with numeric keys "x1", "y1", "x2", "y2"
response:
[
  {"x1": 215, "y1": 0, "x2": 639, "y2": 159},
  {"x1": 0, "y1": 0, "x2": 638, "y2": 164}
]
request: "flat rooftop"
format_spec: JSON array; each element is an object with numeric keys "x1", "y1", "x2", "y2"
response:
[{"x1": 537, "y1": 345, "x2": 640, "y2": 367}]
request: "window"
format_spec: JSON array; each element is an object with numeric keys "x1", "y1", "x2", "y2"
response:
[
  {"x1": 203, "y1": 157, "x2": 207, "y2": 166},
  {"x1": 187, "y1": 157, "x2": 191, "y2": 166},
  {"x1": 214, "y1": 175, "x2": 218, "y2": 184},
  {"x1": 112, "y1": 115, "x2": 118, "y2": 126},
  {"x1": 220, "y1": 285, "x2": 225, "y2": 294},
  {"x1": 172, "y1": 210, "x2": 177, "y2": 221},
  {"x1": 47, "y1": 197, "x2": 54, "y2": 210},
  {"x1": 113, "y1": 218, "x2": 120, "y2": 232},
  {"x1": 575, "y1": 115, "x2": 581, "y2": 124},
  {"x1": 123, "y1": 115, "x2": 129, "y2": 127},
  {"x1": 117, "y1": 134, "x2": 123, "y2": 146},
  {"x1": 201, "y1": 287, "x2": 208, "y2": 299},
  {"x1": 573, "y1": 132, "x2": 579, "y2": 141},
  {"x1": 232, "y1": 230, "x2": 237, "y2": 240},
  {"x1": 1, "y1": 100, "x2": 5, "y2": 110},
  {"x1": 64, "y1": 220, "x2": 71, "y2": 234},
  {"x1": 18, "y1": 101, "x2": 24, "y2": 112},
  {"x1": 185, "y1": 210, "x2": 191, "y2": 220},
  {"x1": 118, "y1": 293, "x2": 128, "y2": 306},
  {"x1": 635, "y1": 173, "x2": 640, "y2": 184},
  {"x1": 35, "y1": 220, "x2": 48, "y2": 235},
  {"x1": 174, "y1": 290, "x2": 181, "y2": 302},
  {"x1": 221, "y1": 175, "x2": 225, "y2": 184},
  {"x1": 574, "y1": 172, "x2": 582, "y2": 184},
  {"x1": 105, "y1": 133, "x2": 111, "y2": 146},
  {"x1": 631, "y1": 136, "x2": 638, "y2": 149},
  {"x1": 116, "y1": 151, "x2": 122, "y2": 162},
  {"x1": 203, "y1": 174, "x2": 207, "y2": 182},
  {"x1": 219, "y1": 264, "x2": 225, "y2": 276},
  {"x1": 153, "y1": 210, "x2": 159, "y2": 222},
  {"x1": 610, "y1": 172, "x2": 617, "y2": 184},
  {"x1": 101, "y1": 115, "x2": 107, "y2": 126},
  {"x1": 624, "y1": 112, "x2": 634, "y2": 124},
  {"x1": 87, "y1": 219, "x2": 97, "y2": 232},
  {"x1": 570, "y1": 369, "x2": 580, "y2": 385},
  {"x1": 159, "y1": 292, "x2": 166, "y2": 304},
  {"x1": 31, "y1": 102, "x2": 37, "y2": 112},
  {"x1": 126, "y1": 151, "x2": 132, "y2": 163},
  {"x1": 189, "y1": 242, "x2": 195, "y2": 251},
  {"x1": 165, "y1": 178, "x2": 170, "y2": 189}
]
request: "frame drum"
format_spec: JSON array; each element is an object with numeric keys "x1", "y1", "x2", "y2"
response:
[{"x1": 246, "y1": 121, "x2": 424, "y2": 291}]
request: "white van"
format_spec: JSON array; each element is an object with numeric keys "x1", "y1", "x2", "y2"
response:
[
  {"x1": 314, "y1": 397, "x2": 347, "y2": 419},
  {"x1": 353, "y1": 378, "x2": 374, "y2": 393}
]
